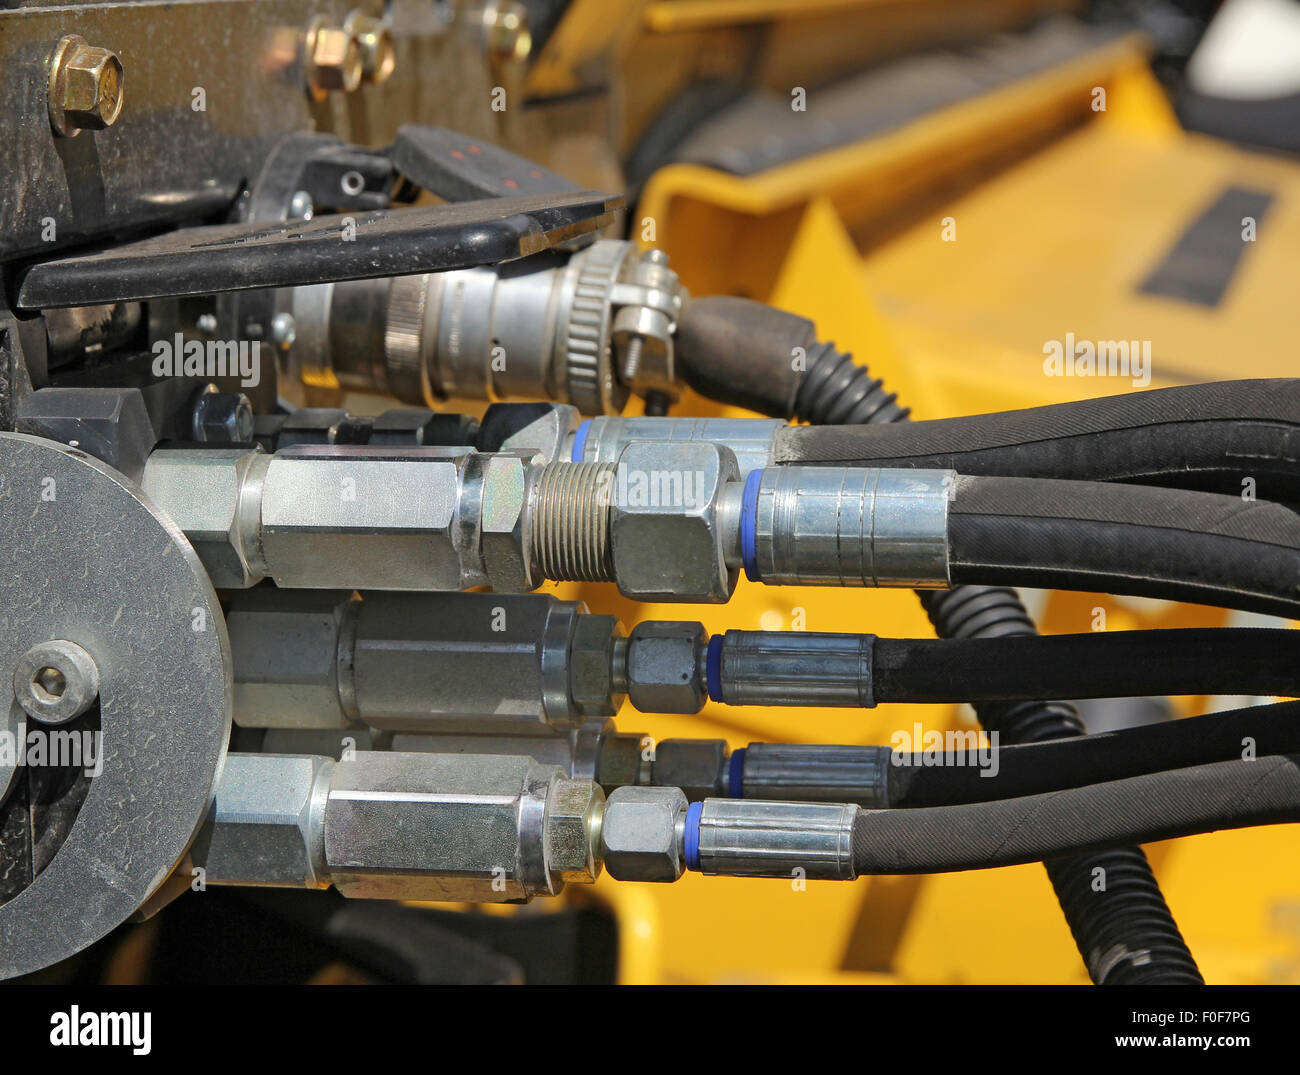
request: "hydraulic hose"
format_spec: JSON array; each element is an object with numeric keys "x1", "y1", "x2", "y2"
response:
[
  {"x1": 886, "y1": 699, "x2": 1300, "y2": 807},
  {"x1": 711, "y1": 627, "x2": 1300, "y2": 705},
  {"x1": 676, "y1": 294, "x2": 1203, "y2": 983},
  {"x1": 851, "y1": 754, "x2": 1300, "y2": 874},
  {"x1": 771, "y1": 378, "x2": 1300, "y2": 502},
  {"x1": 946, "y1": 474, "x2": 1300, "y2": 620}
]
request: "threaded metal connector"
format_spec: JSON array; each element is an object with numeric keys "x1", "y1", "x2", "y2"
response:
[{"x1": 530, "y1": 461, "x2": 616, "y2": 581}]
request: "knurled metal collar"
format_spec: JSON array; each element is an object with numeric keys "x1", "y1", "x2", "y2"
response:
[
  {"x1": 559, "y1": 240, "x2": 632, "y2": 416},
  {"x1": 383, "y1": 272, "x2": 435, "y2": 405}
]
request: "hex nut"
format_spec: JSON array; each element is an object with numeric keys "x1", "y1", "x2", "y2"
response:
[
  {"x1": 652, "y1": 739, "x2": 727, "y2": 801},
  {"x1": 192, "y1": 387, "x2": 254, "y2": 444},
  {"x1": 477, "y1": 452, "x2": 532, "y2": 592},
  {"x1": 141, "y1": 448, "x2": 269, "y2": 588},
  {"x1": 546, "y1": 778, "x2": 603, "y2": 884},
  {"x1": 610, "y1": 441, "x2": 739, "y2": 602},
  {"x1": 596, "y1": 732, "x2": 648, "y2": 792},
  {"x1": 48, "y1": 35, "x2": 124, "y2": 137},
  {"x1": 600, "y1": 786, "x2": 687, "y2": 882},
  {"x1": 306, "y1": 18, "x2": 362, "y2": 98},
  {"x1": 196, "y1": 754, "x2": 333, "y2": 888},
  {"x1": 626, "y1": 621, "x2": 706, "y2": 714},
  {"x1": 569, "y1": 613, "x2": 622, "y2": 717}
]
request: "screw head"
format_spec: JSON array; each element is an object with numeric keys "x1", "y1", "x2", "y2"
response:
[
  {"x1": 48, "y1": 35, "x2": 125, "y2": 137},
  {"x1": 13, "y1": 639, "x2": 100, "y2": 725}
]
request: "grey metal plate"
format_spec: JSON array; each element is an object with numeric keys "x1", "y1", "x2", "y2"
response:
[{"x1": 0, "y1": 433, "x2": 231, "y2": 978}]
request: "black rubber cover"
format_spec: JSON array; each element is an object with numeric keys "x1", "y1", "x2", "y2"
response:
[
  {"x1": 887, "y1": 698, "x2": 1300, "y2": 807},
  {"x1": 872, "y1": 628, "x2": 1300, "y2": 703},
  {"x1": 853, "y1": 754, "x2": 1300, "y2": 874},
  {"x1": 947, "y1": 474, "x2": 1300, "y2": 619},
  {"x1": 773, "y1": 379, "x2": 1300, "y2": 502}
]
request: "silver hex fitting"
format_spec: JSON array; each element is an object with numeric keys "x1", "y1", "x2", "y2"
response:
[
  {"x1": 625, "y1": 621, "x2": 708, "y2": 714},
  {"x1": 141, "y1": 447, "x2": 268, "y2": 588},
  {"x1": 227, "y1": 590, "x2": 360, "y2": 729},
  {"x1": 193, "y1": 753, "x2": 334, "y2": 889},
  {"x1": 573, "y1": 415, "x2": 782, "y2": 479},
  {"x1": 749, "y1": 466, "x2": 953, "y2": 587},
  {"x1": 600, "y1": 786, "x2": 688, "y2": 883},
  {"x1": 609, "y1": 441, "x2": 740, "y2": 602},
  {"x1": 323, "y1": 752, "x2": 595, "y2": 901},
  {"x1": 144, "y1": 445, "x2": 544, "y2": 593}
]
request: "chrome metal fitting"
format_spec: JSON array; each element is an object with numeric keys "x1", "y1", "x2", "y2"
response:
[
  {"x1": 609, "y1": 440, "x2": 740, "y2": 602},
  {"x1": 288, "y1": 240, "x2": 688, "y2": 416},
  {"x1": 739, "y1": 744, "x2": 891, "y2": 808},
  {"x1": 600, "y1": 785, "x2": 688, "y2": 883},
  {"x1": 323, "y1": 752, "x2": 591, "y2": 901},
  {"x1": 228, "y1": 590, "x2": 360, "y2": 730},
  {"x1": 625, "y1": 621, "x2": 707, "y2": 714},
  {"x1": 141, "y1": 447, "x2": 269, "y2": 588},
  {"x1": 749, "y1": 466, "x2": 953, "y2": 587},
  {"x1": 694, "y1": 798, "x2": 859, "y2": 880},
  {"x1": 572, "y1": 415, "x2": 782, "y2": 479},
  {"x1": 651, "y1": 739, "x2": 727, "y2": 801},
  {"x1": 713, "y1": 630, "x2": 875, "y2": 707},
  {"x1": 194, "y1": 753, "x2": 334, "y2": 888},
  {"x1": 229, "y1": 591, "x2": 623, "y2": 733}
]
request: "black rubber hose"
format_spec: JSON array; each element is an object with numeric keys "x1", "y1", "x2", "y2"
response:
[
  {"x1": 678, "y1": 296, "x2": 1200, "y2": 982},
  {"x1": 772, "y1": 378, "x2": 1300, "y2": 502},
  {"x1": 887, "y1": 699, "x2": 1300, "y2": 807},
  {"x1": 872, "y1": 629, "x2": 1300, "y2": 703},
  {"x1": 946, "y1": 474, "x2": 1300, "y2": 619},
  {"x1": 852, "y1": 754, "x2": 1300, "y2": 874}
]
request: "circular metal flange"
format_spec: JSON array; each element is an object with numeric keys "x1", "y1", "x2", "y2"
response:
[{"x1": 0, "y1": 433, "x2": 231, "y2": 979}]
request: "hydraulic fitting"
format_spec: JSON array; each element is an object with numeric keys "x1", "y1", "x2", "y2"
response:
[
  {"x1": 193, "y1": 753, "x2": 334, "y2": 889},
  {"x1": 706, "y1": 630, "x2": 876, "y2": 707},
  {"x1": 570, "y1": 415, "x2": 783, "y2": 479},
  {"x1": 324, "y1": 752, "x2": 599, "y2": 900},
  {"x1": 686, "y1": 798, "x2": 860, "y2": 881},
  {"x1": 742, "y1": 466, "x2": 952, "y2": 587},
  {"x1": 624, "y1": 621, "x2": 708, "y2": 713},
  {"x1": 289, "y1": 239, "x2": 686, "y2": 415},
  {"x1": 732, "y1": 744, "x2": 891, "y2": 807},
  {"x1": 194, "y1": 751, "x2": 611, "y2": 901},
  {"x1": 600, "y1": 786, "x2": 688, "y2": 882},
  {"x1": 651, "y1": 739, "x2": 728, "y2": 801},
  {"x1": 228, "y1": 591, "x2": 623, "y2": 732}
]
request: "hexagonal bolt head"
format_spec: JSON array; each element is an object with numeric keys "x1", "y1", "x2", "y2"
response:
[
  {"x1": 610, "y1": 441, "x2": 739, "y2": 602},
  {"x1": 626, "y1": 621, "x2": 707, "y2": 714},
  {"x1": 546, "y1": 778, "x2": 604, "y2": 884},
  {"x1": 346, "y1": 12, "x2": 396, "y2": 84},
  {"x1": 601, "y1": 786, "x2": 687, "y2": 883},
  {"x1": 192, "y1": 387, "x2": 255, "y2": 444},
  {"x1": 306, "y1": 18, "x2": 362, "y2": 98},
  {"x1": 48, "y1": 35, "x2": 125, "y2": 137},
  {"x1": 652, "y1": 739, "x2": 727, "y2": 801}
]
